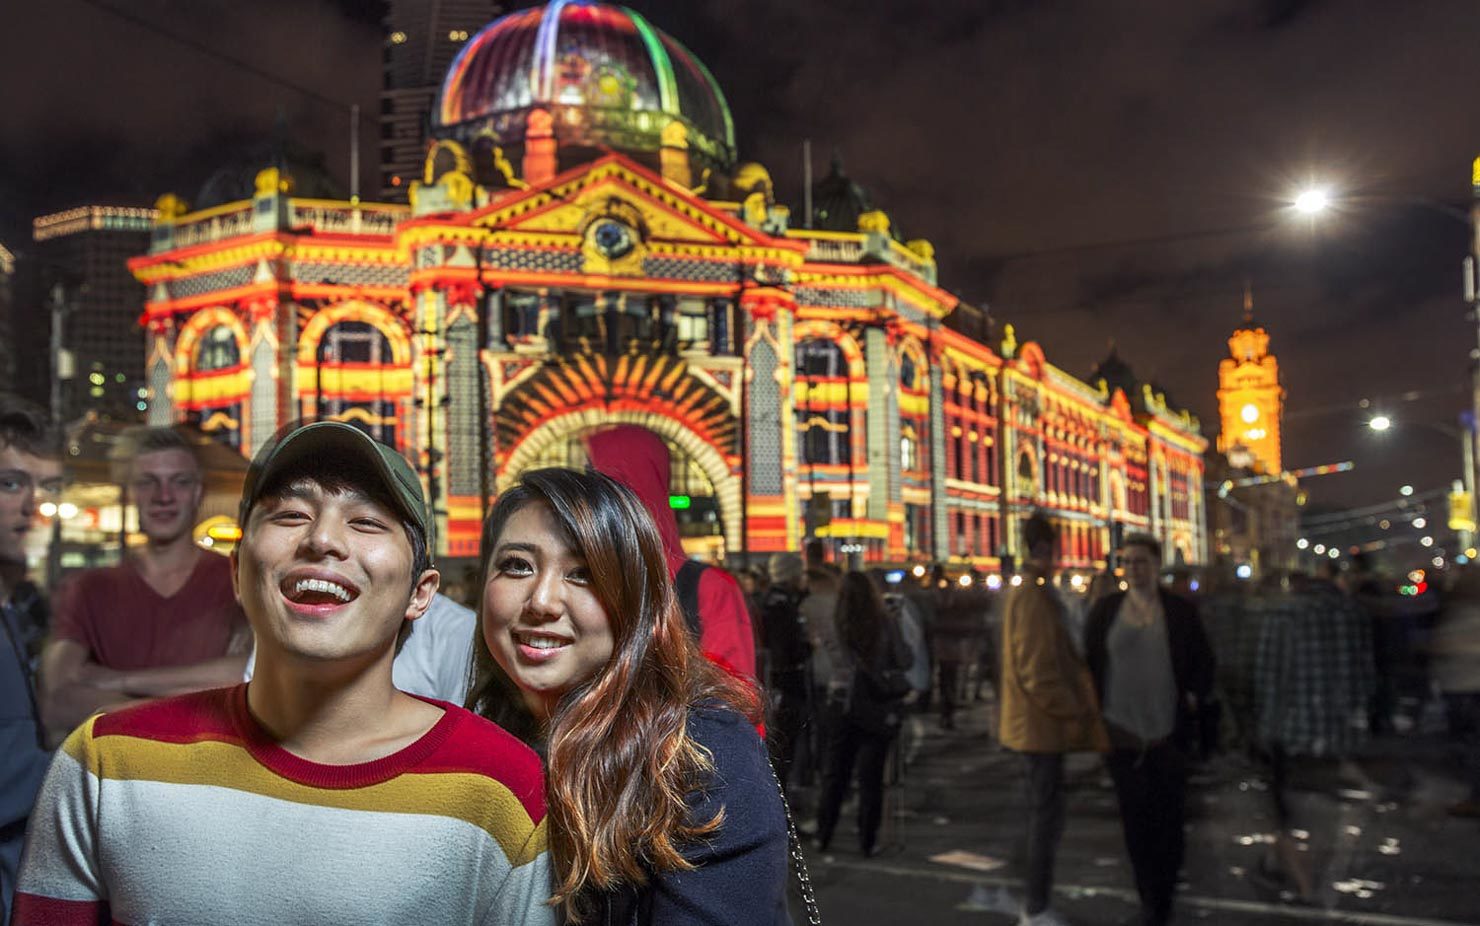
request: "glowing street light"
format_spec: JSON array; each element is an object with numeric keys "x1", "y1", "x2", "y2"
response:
[
  {"x1": 1413, "y1": 517, "x2": 1427, "y2": 529},
  {"x1": 1420, "y1": 536, "x2": 1435, "y2": 547},
  {"x1": 1400, "y1": 485, "x2": 1414, "y2": 497},
  {"x1": 1296, "y1": 538, "x2": 1310, "y2": 550},
  {"x1": 1368, "y1": 415, "x2": 1392, "y2": 432},
  {"x1": 1293, "y1": 187, "x2": 1331, "y2": 215}
]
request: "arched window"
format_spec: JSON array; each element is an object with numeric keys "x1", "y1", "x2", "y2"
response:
[
  {"x1": 195, "y1": 326, "x2": 240, "y2": 372},
  {"x1": 796, "y1": 338, "x2": 852, "y2": 466},
  {"x1": 899, "y1": 352, "x2": 918, "y2": 390},
  {"x1": 311, "y1": 319, "x2": 402, "y2": 445},
  {"x1": 318, "y1": 321, "x2": 393, "y2": 364}
]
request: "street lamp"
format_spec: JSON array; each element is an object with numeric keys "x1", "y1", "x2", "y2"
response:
[
  {"x1": 1367, "y1": 415, "x2": 1475, "y2": 550},
  {"x1": 1293, "y1": 188, "x2": 1330, "y2": 215},
  {"x1": 1298, "y1": 176, "x2": 1480, "y2": 529}
]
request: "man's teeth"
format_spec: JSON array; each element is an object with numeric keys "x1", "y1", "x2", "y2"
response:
[{"x1": 294, "y1": 578, "x2": 352, "y2": 602}]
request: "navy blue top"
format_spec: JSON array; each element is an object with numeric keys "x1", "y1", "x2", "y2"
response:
[
  {"x1": 1, "y1": 583, "x2": 52, "y2": 922},
  {"x1": 597, "y1": 705, "x2": 789, "y2": 925}
]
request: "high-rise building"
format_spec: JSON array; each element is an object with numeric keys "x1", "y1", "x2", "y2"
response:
[
  {"x1": 23, "y1": 206, "x2": 155, "y2": 422},
  {"x1": 380, "y1": 0, "x2": 502, "y2": 202},
  {"x1": 1217, "y1": 287, "x2": 1285, "y2": 475},
  {"x1": 0, "y1": 244, "x2": 15, "y2": 392}
]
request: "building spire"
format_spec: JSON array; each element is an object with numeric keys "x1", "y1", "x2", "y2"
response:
[{"x1": 1242, "y1": 277, "x2": 1253, "y2": 325}]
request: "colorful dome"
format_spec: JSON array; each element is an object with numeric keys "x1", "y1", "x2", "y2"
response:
[{"x1": 434, "y1": 0, "x2": 736, "y2": 171}]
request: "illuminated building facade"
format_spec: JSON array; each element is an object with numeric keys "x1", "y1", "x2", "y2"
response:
[
  {"x1": 1216, "y1": 289, "x2": 1284, "y2": 475},
  {"x1": 130, "y1": 0, "x2": 1207, "y2": 568}
]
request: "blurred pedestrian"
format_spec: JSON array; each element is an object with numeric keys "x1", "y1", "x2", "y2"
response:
[
  {"x1": 1433, "y1": 565, "x2": 1480, "y2": 817},
  {"x1": 814, "y1": 571, "x2": 912, "y2": 857},
  {"x1": 990, "y1": 513, "x2": 1107, "y2": 926},
  {"x1": 1085, "y1": 533, "x2": 1214, "y2": 926},
  {"x1": 0, "y1": 396, "x2": 62, "y2": 923},
  {"x1": 795, "y1": 541, "x2": 843, "y2": 790},
  {"x1": 1252, "y1": 564, "x2": 1374, "y2": 901},
  {"x1": 39, "y1": 427, "x2": 249, "y2": 746},
  {"x1": 1349, "y1": 552, "x2": 1402, "y2": 734},
  {"x1": 586, "y1": 425, "x2": 755, "y2": 680},
  {"x1": 934, "y1": 569, "x2": 980, "y2": 730},
  {"x1": 760, "y1": 551, "x2": 811, "y2": 788}
]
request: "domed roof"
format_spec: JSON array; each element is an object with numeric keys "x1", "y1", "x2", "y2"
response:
[{"x1": 435, "y1": 0, "x2": 735, "y2": 171}]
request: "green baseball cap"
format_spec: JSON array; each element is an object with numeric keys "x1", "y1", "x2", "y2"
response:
[{"x1": 239, "y1": 421, "x2": 435, "y2": 559}]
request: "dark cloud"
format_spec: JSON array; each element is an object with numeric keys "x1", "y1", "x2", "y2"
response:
[{"x1": 4, "y1": 0, "x2": 1479, "y2": 527}]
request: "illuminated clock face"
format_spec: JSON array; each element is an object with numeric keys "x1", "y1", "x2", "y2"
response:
[
  {"x1": 592, "y1": 221, "x2": 635, "y2": 259},
  {"x1": 1240, "y1": 403, "x2": 1260, "y2": 424}
]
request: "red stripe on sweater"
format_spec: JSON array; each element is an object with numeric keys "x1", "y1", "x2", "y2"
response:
[{"x1": 10, "y1": 891, "x2": 113, "y2": 925}]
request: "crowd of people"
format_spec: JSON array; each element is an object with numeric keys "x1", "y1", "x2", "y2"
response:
[{"x1": 3, "y1": 390, "x2": 1479, "y2": 925}]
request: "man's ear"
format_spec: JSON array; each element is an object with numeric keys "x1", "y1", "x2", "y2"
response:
[
  {"x1": 230, "y1": 548, "x2": 241, "y2": 602},
  {"x1": 405, "y1": 568, "x2": 441, "y2": 622}
]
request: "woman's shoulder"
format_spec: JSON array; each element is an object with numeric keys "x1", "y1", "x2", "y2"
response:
[
  {"x1": 687, "y1": 701, "x2": 762, "y2": 750},
  {"x1": 686, "y1": 702, "x2": 777, "y2": 798}
]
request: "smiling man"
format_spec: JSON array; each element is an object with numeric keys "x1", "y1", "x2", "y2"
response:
[
  {"x1": 39, "y1": 427, "x2": 250, "y2": 746},
  {"x1": 14, "y1": 421, "x2": 553, "y2": 925}
]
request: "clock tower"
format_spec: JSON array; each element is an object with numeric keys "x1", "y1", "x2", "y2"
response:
[{"x1": 1217, "y1": 286, "x2": 1285, "y2": 474}]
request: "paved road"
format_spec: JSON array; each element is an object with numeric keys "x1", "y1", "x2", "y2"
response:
[{"x1": 786, "y1": 696, "x2": 1479, "y2": 925}]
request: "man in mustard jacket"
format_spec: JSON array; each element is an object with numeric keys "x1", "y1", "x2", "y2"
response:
[{"x1": 998, "y1": 513, "x2": 1108, "y2": 926}]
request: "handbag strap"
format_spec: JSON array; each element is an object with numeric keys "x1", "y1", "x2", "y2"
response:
[{"x1": 766, "y1": 757, "x2": 822, "y2": 924}]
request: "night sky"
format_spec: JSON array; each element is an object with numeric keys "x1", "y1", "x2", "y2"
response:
[{"x1": 5, "y1": 0, "x2": 1480, "y2": 549}]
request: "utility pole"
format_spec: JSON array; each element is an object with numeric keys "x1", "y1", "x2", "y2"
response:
[{"x1": 46, "y1": 279, "x2": 75, "y2": 587}]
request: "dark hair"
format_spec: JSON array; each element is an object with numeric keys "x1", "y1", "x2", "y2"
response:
[
  {"x1": 1121, "y1": 532, "x2": 1162, "y2": 560},
  {"x1": 0, "y1": 394, "x2": 61, "y2": 458},
  {"x1": 468, "y1": 467, "x2": 758, "y2": 921},
  {"x1": 804, "y1": 537, "x2": 827, "y2": 566},
  {"x1": 1022, "y1": 512, "x2": 1056, "y2": 556},
  {"x1": 249, "y1": 453, "x2": 431, "y2": 650},
  {"x1": 835, "y1": 570, "x2": 890, "y2": 665}
]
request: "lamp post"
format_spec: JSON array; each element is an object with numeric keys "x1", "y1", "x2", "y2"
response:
[
  {"x1": 1294, "y1": 179, "x2": 1480, "y2": 523},
  {"x1": 1366, "y1": 414, "x2": 1475, "y2": 552}
]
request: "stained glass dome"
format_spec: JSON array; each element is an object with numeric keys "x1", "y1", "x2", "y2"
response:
[{"x1": 434, "y1": 0, "x2": 736, "y2": 175}]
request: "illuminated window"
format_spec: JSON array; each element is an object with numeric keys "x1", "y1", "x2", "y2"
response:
[
  {"x1": 796, "y1": 338, "x2": 851, "y2": 466},
  {"x1": 196, "y1": 326, "x2": 240, "y2": 372}
]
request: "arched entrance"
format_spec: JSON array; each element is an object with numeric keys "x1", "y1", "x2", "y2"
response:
[{"x1": 501, "y1": 410, "x2": 741, "y2": 558}]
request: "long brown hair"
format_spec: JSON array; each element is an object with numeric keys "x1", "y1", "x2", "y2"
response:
[
  {"x1": 467, "y1": 468, "x2": 759, "y2": 920},
  {"x1": 834, "y1": 569, "x2": 890, "y2": 665}
]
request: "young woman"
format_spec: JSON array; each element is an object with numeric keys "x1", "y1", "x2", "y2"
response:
[
  {"x1": 814, "y1": 571, "x2": 911, "y2": 857},
  {"x1": 468, "y1": 468, "x2": 790, "y2": 924}
]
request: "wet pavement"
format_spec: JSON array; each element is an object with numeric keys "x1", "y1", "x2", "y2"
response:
[{"x1": 787, "y1": 696, "x2": 1480, "y2": 925}]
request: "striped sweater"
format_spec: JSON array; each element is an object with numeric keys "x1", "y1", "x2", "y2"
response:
[{"x1": 13, "y1": 685, "x2": 554, "y2": 925}]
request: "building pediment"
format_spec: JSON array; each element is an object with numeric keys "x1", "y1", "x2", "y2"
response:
[{"x1": 468, "y1": 155, "x2": 795, "y2": 254}]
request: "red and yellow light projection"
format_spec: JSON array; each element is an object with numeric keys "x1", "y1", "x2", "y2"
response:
[{"x1": 128, "y1": 0, "x2": 1207, "y2": 569}]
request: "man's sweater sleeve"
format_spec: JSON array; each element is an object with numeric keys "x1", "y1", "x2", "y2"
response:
[
  {"x1": 12, "y1": 717, "x2": 108, "y2": 925},
  {"x1": 487, "y1": 818, "x2": 556, "y2": 926}
]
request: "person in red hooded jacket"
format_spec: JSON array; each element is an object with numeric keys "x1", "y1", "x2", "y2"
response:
[{"x1": 585, "y1": 426, "x2": 757, "y2": 681}]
